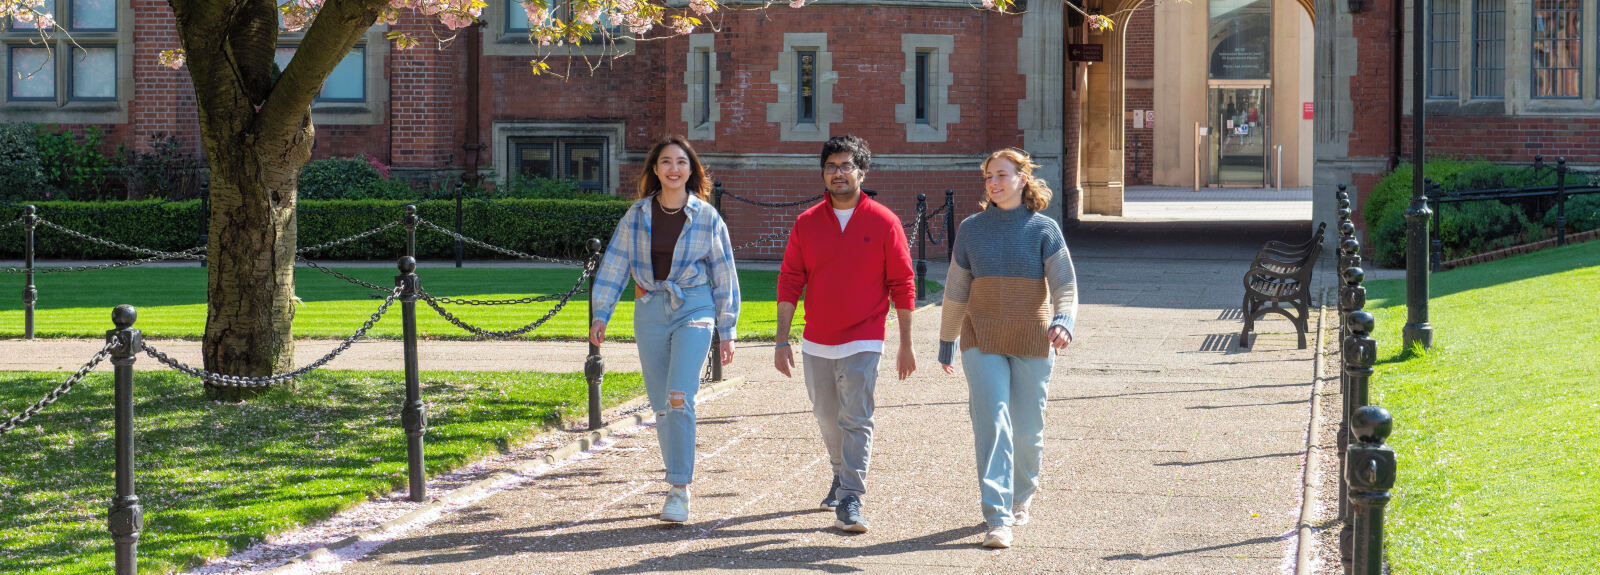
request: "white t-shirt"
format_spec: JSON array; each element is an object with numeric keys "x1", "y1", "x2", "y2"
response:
[
  {"x1": 804, "y1": 206, "x2": 882, "y2": 359},
  {"x1": 834, "y1": 207, "x2": 854, "y2": 233}
]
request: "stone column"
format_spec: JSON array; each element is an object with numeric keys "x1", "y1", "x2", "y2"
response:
[
  {"x1": 1019, "y1": 0, "x2": 1067, "y2": 223},
  {"x1": 1081, "y1": 19, "x2": 1126, "y2": 216}
]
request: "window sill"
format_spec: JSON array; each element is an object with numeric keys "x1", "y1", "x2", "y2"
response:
[{"x1": 0, "y1": 100, "x2": 126, "y2": 123}]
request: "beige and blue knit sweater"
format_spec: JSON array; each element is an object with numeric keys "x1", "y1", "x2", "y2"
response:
[{"x1": 938, "y1": 205, "x2": 1078, "y2": 365}]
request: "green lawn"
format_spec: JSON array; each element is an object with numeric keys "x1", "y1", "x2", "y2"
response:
[
  {"x1": 1364, "y1": 241, "x2": 1599, "y2": 573},
  {"x1": 0, "y1": 266, "x2": 811, "y2": 341},
  {"x1": 0, "y1": 369, "x2": 645, "y2": 574}
]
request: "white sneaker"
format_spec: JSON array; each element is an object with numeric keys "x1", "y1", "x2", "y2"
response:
[
  {"x1": 660, "y1": 486, "x2": 690, "y2": 523},
  {"x1": 1014, "y1": 498, "x2": 1033, "y2": 526},
  {"x1": 983, "y1": 524, "x2": 1013, "y2": 548}
]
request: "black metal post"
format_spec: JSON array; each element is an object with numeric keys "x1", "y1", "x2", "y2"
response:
[
  {"x1": 915, "y1": 194, "x2": 928, "y2": 301},
  {"x1": 396, "y1": 257, "x2": 426, "y2": 502},
  {"x1": 1404, "y1": 0, "x2": 1432, "y2": 351},
  {"x1": 1340, "y1": 306, "x2": 1377, "y2": 571},
  {"x1": 1337, "y1": 260, "x2": 1365, "y2": 515},
  {"x1": 1556, "y1": 158, "x2": 1568, "y2": 247},
  {"x1": 403, "y1": 204, "x2": 418, "y2": 260},
  {"x1": 22, "y1": 205, "x2": 36, "y2": 340},
  {"x1": 454, "y1": 181, "x2": 465, "y2": 268},
  {"x1": 1430, "y1": 181, "x2": 1443, "y2": 273},
  {"x1": 707, "y1": 184, "x2": 724, "y2": 383},
  {"x1": 1347, "y1": 405, "x2": 1396, "y2": 575},
  {"x1": 107, "y1": 305, "x2": 144, "y2": 575},
  {"x1": 944, "y1": 189, "x2": 956, "y2": 257},
  {"x1": 584, "y1": 239, "x2": 606, "y2": 430},
  {"x1": 1402, "y1": 175, "x2": 1433, "y2": 350}
]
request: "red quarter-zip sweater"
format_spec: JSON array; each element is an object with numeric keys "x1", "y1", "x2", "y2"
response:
[{"x1": 777, "y1": 195, "x2": 916, "y2": 345}]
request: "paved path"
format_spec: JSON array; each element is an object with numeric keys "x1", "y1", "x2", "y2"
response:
[{"x1": 313, "y1": 217, "x2": 1326, "y2": 574}]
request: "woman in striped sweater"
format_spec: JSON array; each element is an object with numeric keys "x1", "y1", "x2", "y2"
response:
[{"x1": 938, "y1": 148, "x2": 1078, "y2": 549}]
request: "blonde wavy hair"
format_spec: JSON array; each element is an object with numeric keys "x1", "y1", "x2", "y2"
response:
[{"x1": 978, "y1": 148, "x2": 1053, "y2": 212}]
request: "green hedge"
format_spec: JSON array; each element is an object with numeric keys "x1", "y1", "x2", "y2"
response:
[
  {"x1": 0, "y1": 199, "x2": 629, "y2": 261},
  {"x1": 1360, "y1": 159, "x2": 1600, "y2": 267}
]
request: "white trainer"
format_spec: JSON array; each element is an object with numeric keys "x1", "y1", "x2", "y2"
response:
[
  {"x1": 660, "y1": 486, "x2": 690, "y2": 523},
  {"x1": 1014, "y1": 498, "x2": 1033, "y2": 526},
  {"x1": 983, "y1": 524, "x2": 1013, "y2": 548}
]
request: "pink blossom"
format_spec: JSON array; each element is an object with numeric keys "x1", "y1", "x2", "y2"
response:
[
  {"x1": 689, "y1": 0, "x2": 714, "y2": 15},
  {"x1": 980, "y1": 0, "x2": 994, "y2": 7},
  {"x1": 670, "y1": 17, "x2": 693, "y2": 35},
  {"x1": 788, "y1": 0, "x2": 805, "y2": 8}
]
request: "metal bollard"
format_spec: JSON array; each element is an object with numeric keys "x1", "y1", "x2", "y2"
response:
[
  {"x1": 403, "y1": 204, "x2": 418, "y2": 260},
  {"x1": 1556, "y1": 158, "x2": 1569, "y2": 247},
  {"x1": 1340, "y1": 307, "x2": 1376, "y2": 569},
  {"x1": 107, "y1": 305, "x2": 144, "y2": 575},
  {"x1": 396, "y1": 257, "x2": 427, "y2": 502},
  {"x1": 1347, "y1": 405, "x2": 1396, "y2": 575},
  {"x1": 915, "y1": 194, "x2": 928, "y2": 301},
  {"x1": 1402, "y1": 177, "x2": 1433, "y2": 350},
  {"x1": 707, "y1": 186, "x2": 724, "y2": 384},
  {"x1": 454, "y1": 181, "x2": 465, "y2": 268},
  {"x1": 584, "y1": 239, "x2": 606, "y2": 430},
  {"x1": 944, "y1": 189, "x2": 956, "y2": 257},
  {"x1": 22, "y1": 205, "x2": 36, "y2": 340},
  {"x1": 1337, "y1": 264, "x2": 1365, "y2": 524}
]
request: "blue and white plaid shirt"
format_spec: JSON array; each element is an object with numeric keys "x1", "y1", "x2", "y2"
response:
[{"x1": 591, "y1": 195, "x2": 740, "y2": 340}]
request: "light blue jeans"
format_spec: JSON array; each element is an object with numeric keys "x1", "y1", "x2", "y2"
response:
[
  {"x1": 634, "y1": 285, "x2": 714, "y2": 486},
  {"x1": 961, "y1": 347, "x2": 1055, "y2": 527}
]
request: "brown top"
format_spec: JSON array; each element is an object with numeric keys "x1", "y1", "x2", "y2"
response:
[{"x1": 651, "y1": 196, "x2": 689, "y2": 282}]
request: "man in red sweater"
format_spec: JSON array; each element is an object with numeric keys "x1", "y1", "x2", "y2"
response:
[{"x1": 775, "y1": 135, "x2": 917, "y2": 533}]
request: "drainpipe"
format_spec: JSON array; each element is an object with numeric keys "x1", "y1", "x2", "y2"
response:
[{"x1": 1389, "y1": 0, "x2": 1403, "y2": 170}]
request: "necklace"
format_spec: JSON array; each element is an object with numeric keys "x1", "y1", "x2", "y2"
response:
[{"x1": 657, "y1": 196, "x2": 686, "y2": 215}]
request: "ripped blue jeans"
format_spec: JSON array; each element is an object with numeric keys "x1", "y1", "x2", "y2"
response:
[{"x1": 634, "y1": 285, "x2": 714, "y2": 485}]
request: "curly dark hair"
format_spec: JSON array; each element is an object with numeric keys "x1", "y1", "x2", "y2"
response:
[{"x1": 819, "y1": 135, "x2": 871, "y2": 173}]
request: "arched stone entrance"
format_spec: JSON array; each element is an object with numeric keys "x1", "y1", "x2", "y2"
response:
[{"x1": 1074, "y1": 0, "x2": 1322, "y2": 218}]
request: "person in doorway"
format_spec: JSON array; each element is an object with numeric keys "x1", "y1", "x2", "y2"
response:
[
  {"x1": 774, "y1": 134, "x2": 917, "y2": 533},
  {"x1": 938, "y1": 148, "x2": 1077, "y2": 549},
  {"x1": 590, "y1": 135, "x2": 739, "y2": 524}
]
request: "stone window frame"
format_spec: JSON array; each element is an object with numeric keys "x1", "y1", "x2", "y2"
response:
[
  {"x1": 895, "y1": 34, "x2": 960, "y2": 143},
  {"x1": 766, "y1": 33, "x2": 841, "y2": 142},
  {"x1": 0, "y1": 0, "x2": 134, "y2": 124},
  {"x1": 483, "y1": 0, "x2": 633, "y2": 58},
  {"x1": 277, "y1": 25, "x2": 390, "y2": 125},
  {"x1": 490, "y1": 121, "x2": 626, "y2": 194},
  {"x1": 1411, "y1": 0, "x2": 1600, "y2": 115},
  {"x1": 680, "y1": 33, "x2": 719, "y2": 141}
]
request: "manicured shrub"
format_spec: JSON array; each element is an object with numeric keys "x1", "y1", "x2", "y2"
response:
[
  {"x1": 0, "y1": 199, "x2": 627, "y2": 261},
  {"x1": 298, "y1": 155, "x2": 417, "y2": 201},
  {"x1": 1364, "y1": 159, "x2": 1553, "y2": 267},
  {"x1": 0, "y1": 123, "x2": 48, "y2": 202}
]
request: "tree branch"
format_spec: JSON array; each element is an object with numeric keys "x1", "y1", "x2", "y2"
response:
[{"x1": 254, "y1": 0, "x2": 389, "y2": 142}]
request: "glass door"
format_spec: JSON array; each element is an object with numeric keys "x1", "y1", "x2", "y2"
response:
[{"x1": 1209, "y1": 85, "x2": 1271, "y2": 187}]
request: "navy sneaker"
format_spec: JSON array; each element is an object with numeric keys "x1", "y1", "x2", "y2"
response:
[
  {"x1": 819, "y1": 476, "x2": 842, "y2": 511},
  {"x1": 834, "y1": 494, "x2": 869, "y2": 532}
]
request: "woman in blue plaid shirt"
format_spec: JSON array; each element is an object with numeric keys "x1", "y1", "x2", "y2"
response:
[{"x1": 588, "y1": 136, "x2": 740, "y2": 524}]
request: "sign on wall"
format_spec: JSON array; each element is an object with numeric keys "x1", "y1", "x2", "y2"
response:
[
  {"x1": 1303, "y1": 102, "x2": 1314, "y2": 120},
  {"x1": 1133, "y1": 110, "x2": 1145, "y2": 128},
  {"x1": 1145, "y1": 110, "x2": 1155, "y2": 129},
  {"x1": 1069, "y1": 44, "x2": 1104, "y2": 62}
]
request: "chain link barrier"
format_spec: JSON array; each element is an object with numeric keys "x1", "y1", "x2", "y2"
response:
[
  {"x1": 728, "y1": 229, "x2": 791, "y2": 253},
  {"x1": 421, "y1": 267, "x2": 590, "y2": 339},
  {"x1": 0, "y1": 217, "x2": 20, "y2": 233},
  {"x1": 416, "y1": 218, "x2": 586, "y2": 266},
  {"x1": 297, "y1": 257, "x2": 391, "y2": 293},
  {"x1": 0, "y1": 246, "x2": 207, "y2": 275},
  {"x1": 721, "y1": 191, "x2": 824, "y2": 208},
  {"x1": 296, "y1": 219, "x2": 403, "y2": 255},
  {"x1": 418, "y1": 289, "x2": 585, "y2": 306},
  {"x1": 0, "y1": 338, "x2": 117, "y2": 436},
  {"x1": 34, "y1": 219, "x2": 201, "y2": 260},
  {"x1": 143, "y1": 287, "x2": 401, "y2": 388}
]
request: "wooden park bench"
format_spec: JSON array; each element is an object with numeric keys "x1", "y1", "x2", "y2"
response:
[{"x1": 1240, "y1": 224, "x2": 1325, "y2": 349}]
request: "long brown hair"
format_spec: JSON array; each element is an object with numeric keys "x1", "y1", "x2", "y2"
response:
[
  {"x1": 637, "y1": 136, "x2": 713, "y2": 201},
  {"x1": 979, "y1": 148, "x2": 1053, "y2": 212}
]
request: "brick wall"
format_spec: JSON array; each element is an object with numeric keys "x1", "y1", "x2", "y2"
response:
[{"x1": 130, "y1": 0, "x2": 200, "y2": 155}]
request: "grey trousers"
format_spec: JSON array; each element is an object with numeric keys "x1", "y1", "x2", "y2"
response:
[{"x1": 802, "y1": 351, "x2": 881, "y2": 500}]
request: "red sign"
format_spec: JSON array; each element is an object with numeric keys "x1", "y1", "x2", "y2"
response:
[{"x1": 1303, "y1": 102, "x2": 1314, "y2": 120}]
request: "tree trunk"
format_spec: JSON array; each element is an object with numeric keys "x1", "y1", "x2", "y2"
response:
[
  {"x1": 200, "y1": 119, "x2": 311, "y2": 401},
  {"x1": 169, "y1": 0, "x2": 386, "y2": 400}
]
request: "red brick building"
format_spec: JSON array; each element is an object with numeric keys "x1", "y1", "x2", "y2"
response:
[{"x1": 5, "y1": 0, "x2": 1560, "y2": 248}]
